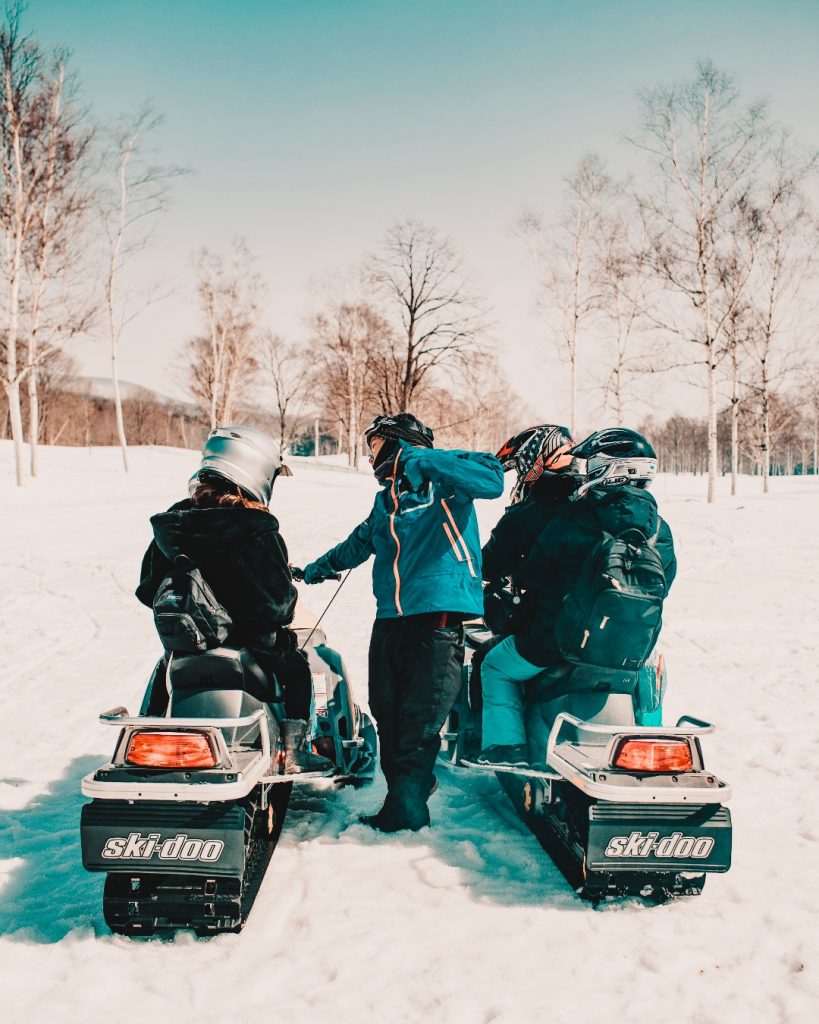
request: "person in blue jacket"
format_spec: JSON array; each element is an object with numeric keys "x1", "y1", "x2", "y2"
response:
[{"x1": 302, "y1": 412, "x2": 504, "y2": 832}]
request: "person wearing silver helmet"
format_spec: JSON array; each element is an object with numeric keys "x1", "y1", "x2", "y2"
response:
[
  {"x1": 477, "y1": 426, "x2": 677, "y2": 768},
  {"x1": 136, "y1": 426, "x2": 331, "y2": 774}
]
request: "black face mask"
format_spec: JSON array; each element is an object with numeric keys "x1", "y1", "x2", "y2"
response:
[{"x1": 371, "y1": 436, "x2": 401, "y2": 483}]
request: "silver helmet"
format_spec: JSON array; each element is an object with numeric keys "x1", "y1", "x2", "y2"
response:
[{"x1": 189, "y1": 426, "x2": 292, "y2": 505}]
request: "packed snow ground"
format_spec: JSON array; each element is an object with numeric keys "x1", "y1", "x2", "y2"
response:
[{"x1": 0, "y1": 442, "x2": 817, "y2": 1024}]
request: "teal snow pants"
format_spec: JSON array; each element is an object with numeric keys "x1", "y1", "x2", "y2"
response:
[{"x1": 480, "y1": 634, "x2": 545, "y2": 748}]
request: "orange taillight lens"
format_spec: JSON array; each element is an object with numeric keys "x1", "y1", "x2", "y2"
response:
[
  {"x1": 613, "y1": 738, "x2": 693, "y2": 773},
  {"x1": 125, "y1": 731, "x2": 218, "y2": 768}
]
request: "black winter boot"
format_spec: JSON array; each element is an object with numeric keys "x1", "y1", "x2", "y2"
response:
[
  {"x1": 359, "y1": 775, "x2": 431, "y2": 832},
  {"x1": 282, "y1": 719, "x2": 334, "y2": 775}
]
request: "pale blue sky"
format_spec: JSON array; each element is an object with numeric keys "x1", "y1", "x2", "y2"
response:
[{"x1": 29, "y1": 0, "x2": 819, "y2": 422}]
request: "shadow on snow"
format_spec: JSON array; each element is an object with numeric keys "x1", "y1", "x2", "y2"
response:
[
  {"x1": 0, "y1": 756, "x2": 581, "y2": 945},
  {"x1": 0, "y1": 756, "x2": 107, "y2": 943}
]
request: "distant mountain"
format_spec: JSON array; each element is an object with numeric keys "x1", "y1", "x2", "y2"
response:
[{"x1": 64, "y1": 376, "x2": 197, "y2": 412}]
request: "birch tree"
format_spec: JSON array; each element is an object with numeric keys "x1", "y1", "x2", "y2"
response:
[
  {"x1": 632, "y1": 60, "x2": 778, "y2": 502},
  {"x1": 593, "y1": 203, "x2": 656, "y2": 423},
  {"x1": 518, "y1": 154, "x2": 611, "y2": 434},
  {"x1": 308, "y1": 299, "x2": 388, "y2": 467},
  {"x1": 0, "y1": 3, "x2": 90, "y2": 484},
  {"x1": 744, "y1": 187, "x2": 817, "y2": 492},
  {"x1": 24, "y1": 53, "x2": 94, "y2": 475},
  {"x1": 101, "y1": 103, "x2": 182, "y2": 471},
  {"x1": 187, "y1": 241, "x2": 264, "y2": 426}
]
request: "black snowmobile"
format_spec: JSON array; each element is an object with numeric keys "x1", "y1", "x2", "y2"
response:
[
  {"x1": 80, "y1": 602, "x2": 377, "y2": 935},
  {"x1": 439, "y1": 614, "x2": 732, "y2": 902}
]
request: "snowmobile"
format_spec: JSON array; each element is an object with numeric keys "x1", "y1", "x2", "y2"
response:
[
  {"x1": 438, "y1": 616, "x2": 732, "y2": 902},
  {"x1": 80, "y1": 601, "x2": 377, "y2": 935}
]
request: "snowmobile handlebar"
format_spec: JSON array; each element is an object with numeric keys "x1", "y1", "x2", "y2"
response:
[{"x1": 290, "y1": 566, "x2": 342, "y2": 583}]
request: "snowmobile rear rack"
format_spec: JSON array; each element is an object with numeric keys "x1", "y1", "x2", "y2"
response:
[
  {"x1": 546, "y1": 713, "x2": 731, "y2": 804},
  {"x1": 82, "y1": 708, "x2": 273, "y2": 803}
]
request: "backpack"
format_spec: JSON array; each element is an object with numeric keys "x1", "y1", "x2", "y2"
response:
[
  {"x1": 152, "y1": 554, "x2": 233, "y2": 654},
  {"x1": 554, "y1": 526, "x2": 667, "y2": 671}
]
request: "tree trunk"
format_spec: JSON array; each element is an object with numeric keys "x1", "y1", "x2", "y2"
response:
[
  {"x1": 730, "y1": 348, "x2": 739, "y2": 497},
  {"x1": 4, "y1": 381, "x2": 26, "y2": 486},
  {"x1": 762, "y1": 399, "x2": 770, "y2": 493},
  {"x1": 569, "y1": 352, "x2": 577, "y2": 437},
  {"x1": 27, "y1": 366, "x2": 39, "y2": 477},
  {"x1": 706, "y1": 343, "x2": 717, "y2": 503},
  {"x1": 730, "y1": 396, "x2": 738, "y2": 497},
  {"x1": 111, "y1": 338, "x2": 129, "y2": 472}
]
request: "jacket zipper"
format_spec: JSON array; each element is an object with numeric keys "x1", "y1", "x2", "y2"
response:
[
  {"x1": 442, "y1": 521, "x2": 464, "y2": 561},
  {"x1": 388, "y1": 451, "x2": 404, "y2": 615},
  {"x1": 441, "y1": 499, "x2": 476, "y2": 578}
]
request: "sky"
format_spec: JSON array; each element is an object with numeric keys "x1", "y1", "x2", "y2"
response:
[{"x1": 27, "y1": 0, "x2": 819, "y2": 426}]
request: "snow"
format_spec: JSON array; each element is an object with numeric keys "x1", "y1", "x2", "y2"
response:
[{"x1": 0, "y1": 441, "x2": 817, "y2": 1024}]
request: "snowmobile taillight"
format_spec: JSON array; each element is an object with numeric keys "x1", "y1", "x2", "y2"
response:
[
  {"x1": 125, "y1": 731, "x2": 218, "y2": 769},
  {"x1": 612, "y1": 738, "x2": 693, "y2": 773}
]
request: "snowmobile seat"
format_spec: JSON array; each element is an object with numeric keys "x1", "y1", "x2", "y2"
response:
[
  {"x1": 169, "y1": 647, "x2": 284, "y2": 705},
  {"x1": 527, "y1": 662, "x2": 638, "y2": 703}
]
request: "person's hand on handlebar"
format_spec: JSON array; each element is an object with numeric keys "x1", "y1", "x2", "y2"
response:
[{"x1": 290, "y1": 564, "x2": 341, "y2": 584}]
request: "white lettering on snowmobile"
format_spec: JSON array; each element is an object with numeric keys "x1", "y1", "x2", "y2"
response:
[
  {"x1": 101, "y1": 832, "x2": 224, "y2": 862},
  {"x1": 604, "y1": 831, "x2": 714, "y2": 859}
]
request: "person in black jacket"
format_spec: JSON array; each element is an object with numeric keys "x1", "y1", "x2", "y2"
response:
[
  {"x1": 478, "y1": 427, "x2": 677, "y2": 767},
  {"x1": 136, "y1": 425, "x2": 330, "y2": 774}
]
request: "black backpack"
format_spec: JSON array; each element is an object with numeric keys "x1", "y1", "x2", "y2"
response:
[
  {"x1": 152, "y1": 554, "x2": 233, "y2": 654},
  {"x1": 554, "y1": 526, "x2": 667, "y2": 671}
]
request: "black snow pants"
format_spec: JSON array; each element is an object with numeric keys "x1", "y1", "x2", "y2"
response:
[{"x1": 368, "y1": 617, "x2": 465, "y2": 829}]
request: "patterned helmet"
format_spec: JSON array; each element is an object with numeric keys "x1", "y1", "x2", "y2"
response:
[
  {"x1": 189, "y1": 426, "x2": 292, "y2": 505},
  {"x1": 495, "y1": 424, "x2": 574, "y2": 503}
]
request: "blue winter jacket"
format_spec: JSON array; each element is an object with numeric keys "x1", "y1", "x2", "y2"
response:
[{"x1": 304, "y1": 442, "x2": 504, "y2": 618}]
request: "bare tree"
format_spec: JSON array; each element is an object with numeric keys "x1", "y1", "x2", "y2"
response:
[
  {"x1": 100, "y1": 103, "x2": 184, "y2": 471},
  {"x1": 368, "y1": 220, "x2": 487, "y2": 412},
  {"x1": 186, "y1": 241, "x2": 264, "y2": 426},
  {"x1": 266, "y1": 334, "x2": 309, "y2": 451},
  {"x1": 307, "y1": 298, "x2": 389, "y2": 467},
  {"x1": 743, "y1": 179, "x2": 818, "y2": 492},
  {"x1": 0, "y1": 3, "x2": 92, "y2": 484},
  {"x1": 631, "y1": 60, "x2": 792, "y2": 502},
  {"x1": 592, "y1": 200, "x2": 658, "y2": 423},
  {"x1": 23, "y1": 50, "x2": 94, "y2": 475},
  {"x1": 518, "y1": 153, "x2": 612, "y2": 434}
]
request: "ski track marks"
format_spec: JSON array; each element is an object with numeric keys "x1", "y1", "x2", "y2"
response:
[{"x1": 1, "y1": 445, "x2": 818, "y2": 1024}]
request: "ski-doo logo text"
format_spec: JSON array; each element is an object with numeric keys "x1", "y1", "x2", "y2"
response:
[
  {"x1": 604, "y1": 831, "x2": 715, "y2": 860},
  {"x1": 101, "y1": 833, "x2": 224, "y2": 862}
]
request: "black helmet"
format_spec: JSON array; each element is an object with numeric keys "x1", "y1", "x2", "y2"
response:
[
  {"x1": 567, "y1": 427, "x2": 657, "y2": 498},
  {"x1": 495, "y1": 424, "x2": 574, "y2": 503},
  {"x1": 364, "y1": 412, "x2": 434, "y2": 450},
  {"x1": 364, "y1": 412, "x2": 434, "y2": 482}
]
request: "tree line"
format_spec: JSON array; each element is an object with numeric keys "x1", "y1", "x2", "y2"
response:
[
  {"x1": 1, "y1": 2, "x2": 816, "y2": 494},
  {"x1": 520, "y1": 59, "x2": 819, "y2": 499},
  {"x1": 0, "y1": 0, "x2": 522, "y2": 480}
]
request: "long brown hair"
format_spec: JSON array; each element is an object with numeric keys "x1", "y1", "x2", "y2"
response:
[{"x1": 191, "y1": 476, "x2": 269, "y2": 513}]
